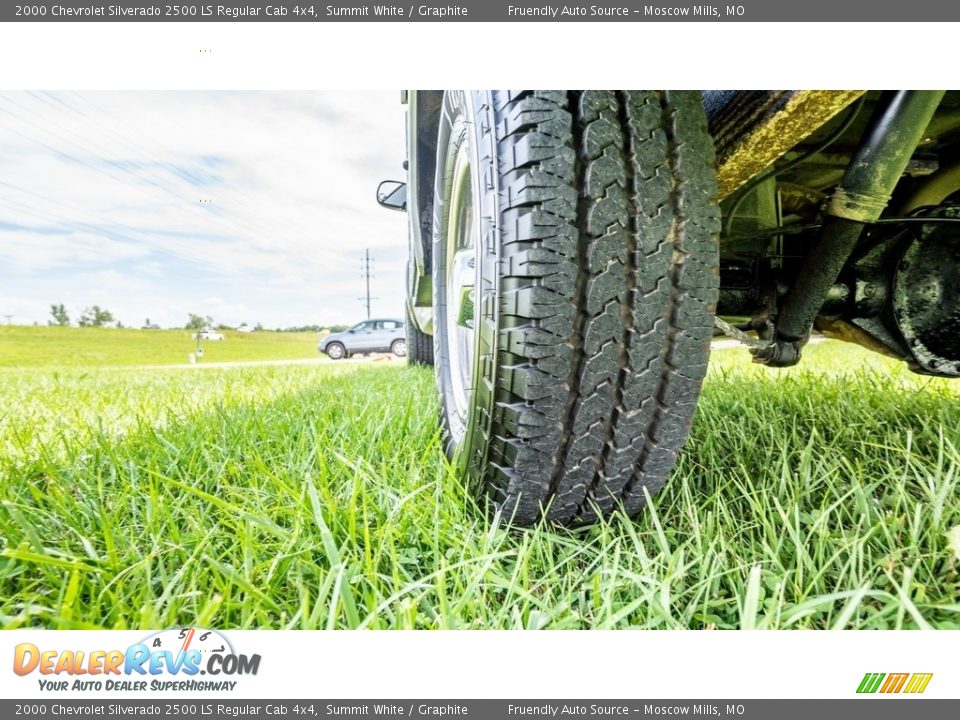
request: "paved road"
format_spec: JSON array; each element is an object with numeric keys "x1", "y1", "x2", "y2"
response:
[{"x1": 143, "y1": 354, "x2": 401, "y2": 370}]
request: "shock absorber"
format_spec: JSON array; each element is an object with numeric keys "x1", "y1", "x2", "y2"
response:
[{"x1": 752, "y1": 90, "x2": 945, "y2": 367}]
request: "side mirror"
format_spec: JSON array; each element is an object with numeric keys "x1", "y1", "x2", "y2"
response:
[{"x1": 376, "y1": 180, "x2": 407, "y2": 211}]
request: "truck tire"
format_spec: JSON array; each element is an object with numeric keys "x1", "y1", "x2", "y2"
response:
[
  {"x1": 432, "y1": 90, "x2": 720, "y2": 526},
  {"x1": 405, "y1": 304, "x2": 434, "y2": 366}
]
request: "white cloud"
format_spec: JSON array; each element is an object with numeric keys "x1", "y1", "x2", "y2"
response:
[
  {"x1": 0, "y1": 91, "x2": 410, "y2": 327},
  {"x1": 0, "y1": 229, "x2": 150, "y2": 271}
]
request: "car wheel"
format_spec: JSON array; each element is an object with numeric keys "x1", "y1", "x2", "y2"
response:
[
  {"x1": 432, "y1": 90, "x2": 720, "y2": 526},
  {"x1": 325, "y1": 342, "x2": 345, "y2": 360},
  {"x1": 391, "y1": 338, "x2": 407, "y2": 357},
  {"x1": 405, "y1": 305, "x2": 434, "y2": 366}
]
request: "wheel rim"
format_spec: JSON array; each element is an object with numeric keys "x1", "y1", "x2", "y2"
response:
[
  {"x1": 445, "y1": 140, "x2": 477, "y2": 428},
  {"x1": 328, "y1": 344, "x2": 342, "y2": 359},
  {"x1": 394, "y1": 339, "x2": 407, "y2": 356}
]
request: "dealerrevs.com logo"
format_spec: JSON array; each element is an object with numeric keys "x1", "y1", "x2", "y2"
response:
[
  {"x1": 13, "y1": 628, "x2": 261, "y2": 693},
  {"x1": 857, "y1": 672, "x2": 933, "y2": 694}
]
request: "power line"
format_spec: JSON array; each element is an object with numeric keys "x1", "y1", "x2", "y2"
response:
[
  {"x1": 40, "y1": 90, "x2": 307, "y2": 245},
  {"x1": 0, "y1": 95, "x2": 356, "y2": 274},
  {"x1": 0, "y1": 92, "x2": 365, "y2": 284},
  {"x1": 0, "y1": 95, "x2": 279, "y2": 247},
  {"x1": 0, "y1": 95, "x2": 349, "y2": 273},
  {"x1": 0, "y1": 194, "x2": 278, "y2": 287},
  {"x1": 59, "y1": 91, "x2": 325, "y2": 240}
]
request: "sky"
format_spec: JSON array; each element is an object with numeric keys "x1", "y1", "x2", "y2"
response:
[{"x1": 0, "y1": 91, "x2": 410, "y2": 329}]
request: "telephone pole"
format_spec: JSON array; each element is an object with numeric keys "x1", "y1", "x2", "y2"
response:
[{"x1": 359, "y1": 249, "x2": 377, "y2": 319}]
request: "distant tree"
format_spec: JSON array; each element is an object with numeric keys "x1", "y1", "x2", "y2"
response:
[
  {"x1": 316, "y1": 324, "x2": 349, "y2": 336},
  {"x1": 48, "y1": 303, "x2": 70, "y2": 327},
  {"x1": 254, "y1": 322, "x2": 265, "y2": 332},
  {"x1": 186, "y1": 314, "x2": 214, "y2": 330},
  {"x1": 280, "y1": 324, "x2": 327, "y2": 333},
  {"x1": 78, "y1": 306, "x2": 114, "y2": 327}
]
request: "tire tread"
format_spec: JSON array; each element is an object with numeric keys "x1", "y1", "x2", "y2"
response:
[{"x1": 451, "y1": 90, "x2": 719, "y2": 526}]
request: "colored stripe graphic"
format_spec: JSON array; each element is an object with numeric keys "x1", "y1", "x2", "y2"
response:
[
  {"x1": 857, "y1": 672, "x2": 932, "y2": 694},
  {"x1": 880, "y1": 673, "x2": 909, "y2": 693},
  {"x1": 857, "y1": 673, "x2": 885, "y2": 693},
  {"x1": 904, "y1": 673, "x2": 934, "y2": 694}
]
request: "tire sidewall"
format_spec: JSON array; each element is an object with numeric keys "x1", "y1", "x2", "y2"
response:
[
  {"x1": 326, "y1": 342, "x2": 344, "y2": 360},
  {"x1": 433, "y1": 91, "x2": 500, "y2": 483}
]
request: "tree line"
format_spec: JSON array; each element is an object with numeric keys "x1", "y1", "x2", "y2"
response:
[{"x1": 47, "y1": 304, "x2": 346, "y2": 333}]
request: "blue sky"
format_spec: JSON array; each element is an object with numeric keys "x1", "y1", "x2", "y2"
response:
[{"x1": 0, "y1": 91, "x2": 409, "y2": 328}]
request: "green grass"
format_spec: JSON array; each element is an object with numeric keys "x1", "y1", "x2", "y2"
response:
[
  {"x1": 0, "y1": 326, "x2": 321, "y2": 367},
  {"x1": 1, "y1": 341, "x2": 959, "y2": 629}
]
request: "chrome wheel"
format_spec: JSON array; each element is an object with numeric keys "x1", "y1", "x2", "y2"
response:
[
  {"x1": 445, "y1": 138, "x2": 478, "y2": 433},
  {"x1": 392, "y1": 339, "x2": 407, "y2": 357},
  {"x1": 434, "y1": 91, "x2": 484, "y2": 454}
]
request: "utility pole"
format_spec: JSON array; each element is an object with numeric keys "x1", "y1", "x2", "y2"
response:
[
  {"x1": 359, "y1": 249, "x2": 377, "y2": 319},
  {"x1": 2, "y1": 314, "x2": 12, "y2": 326}
]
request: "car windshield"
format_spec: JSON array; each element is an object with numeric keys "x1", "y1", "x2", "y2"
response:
[{"x1": 350, "y1": 321, "x2": 373, "y2": 332}]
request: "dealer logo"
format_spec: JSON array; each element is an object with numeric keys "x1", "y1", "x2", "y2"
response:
[{"x1": 13, "y1": 627, "x2": 261, "y2": 692}]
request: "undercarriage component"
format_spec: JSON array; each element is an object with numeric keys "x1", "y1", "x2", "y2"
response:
[
  {"x1": 812, "y1": 205, "x2": 960, "y2": 377},
  {"x1": 713, "y1": 316, "x2": 769, "y2": 349},
  {"x1": 708, "y1": 90, "x2": 865, "y2": 199},
  {"x1": 717, "y1": 259, "x2": 762, "y2": 315},
  {"x1": 752, "y1": 90, "x2": 945, "y2": 368},
  {"x1": 891, "y1": 208, "x2": 960, "y2": 375},
  {"x1": 900, "y1": 157, "x2": 960, "y2": 213}
]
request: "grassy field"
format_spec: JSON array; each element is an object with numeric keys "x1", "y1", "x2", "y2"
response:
[
  {"x1": 1, "y1": 337, "x2": 959, "y2": 629},
  {"x1": 0, "y1": 326, "x2": 321, "y2": 367}
]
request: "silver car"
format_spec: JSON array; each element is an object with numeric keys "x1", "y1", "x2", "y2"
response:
[{"x1": 318, "y1": 318, "x2": 407, "y2": 360}]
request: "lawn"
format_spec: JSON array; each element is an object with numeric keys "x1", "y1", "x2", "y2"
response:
[
  {"x1": 0, "y1": 339, "x2": 958, "y2": 629},
  {"x1": 0, "y1": 326, "x2": 321, "y2": 367}
]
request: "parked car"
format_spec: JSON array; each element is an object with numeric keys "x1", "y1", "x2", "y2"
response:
[
  {"x1": 193, "y1": 329, "x2": 223, "y2": 341},
  {"x1": 318, "y1": 319, "x2": 406, "y2": 359},
  {"x1": 379, "y1": 90, "x2": 960, "y2": 527}
]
